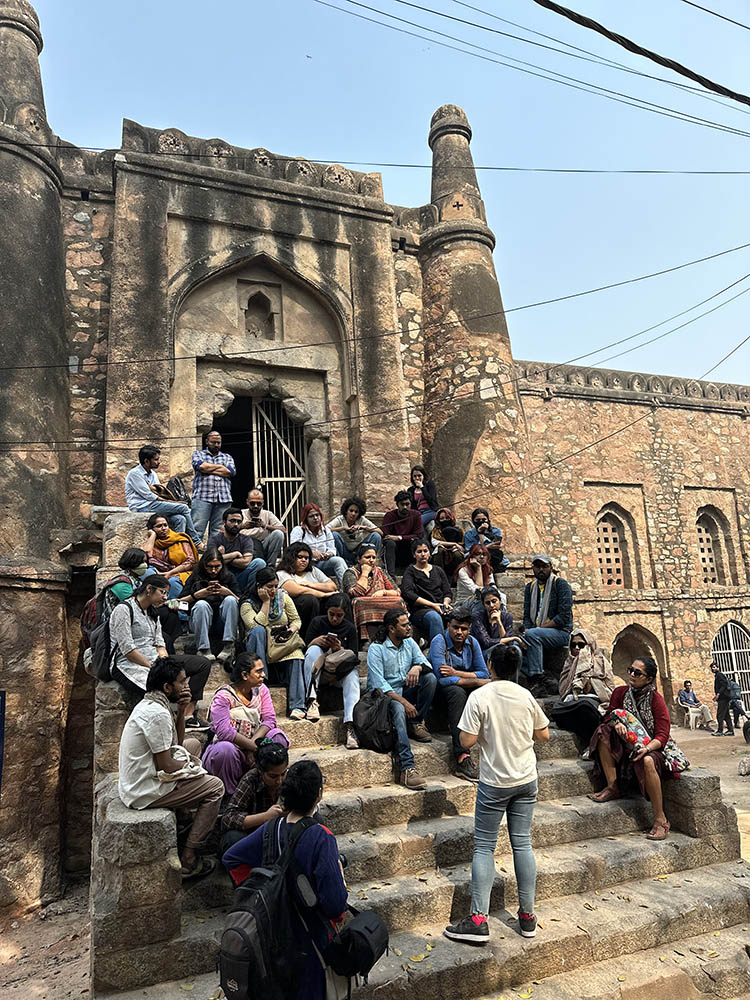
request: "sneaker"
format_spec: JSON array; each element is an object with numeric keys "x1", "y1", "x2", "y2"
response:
[
  {"x1": 306, "y1": 699, "x2": 320, "y2": 722},
  {"x1": 399, "y1": 767, "x2": 427, "y2": 790},
  {"x1": 197, "y1": 647, "x2": 214, "y2": 661},
  {"x1": 217, "y1": 642, "x2": 234, "y2": 664},
  {"x1": 518, "y1": 911, "x2": 537, "y2": 938},
  {"x1": 185, "y1": 715, "x2": 210, "y2": 730},
  {"x1": 344, "y1": 724, "x2": 359, "y2": 750},
  {"x1": 289, "y1": 708, "x2": 306, "y2": 721},
  {"x1": 455, "y1": 754, "x2": 479, "y2": 782},
  {"x1": 444, "y1": 914, "x2": 489, "y2": 945},
  {"x1": 407, "y1": 721, "x2": 432, "y2": 743}
]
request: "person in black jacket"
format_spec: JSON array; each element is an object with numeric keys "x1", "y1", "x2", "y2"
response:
[
  {"x1": 407, "y1": 465, "x2": 439, "y2": 527},
  {"x1": 400, "y1": 539, "x2": 453, "y2": 643},
  {"x1": 711, "y1": 661, "x2": 735, "y2": 736},
  {"x1": 520, "y1": 555, "x2": 574, "y2": 688}
]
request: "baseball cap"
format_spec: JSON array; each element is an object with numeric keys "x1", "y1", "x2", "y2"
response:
[{"x1": 531, "y1": 553, "x2": 552, "y2": 565}]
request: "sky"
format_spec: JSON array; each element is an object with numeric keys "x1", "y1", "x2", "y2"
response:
[{"x1": 32, "y1": 0, "x2": 750, "y2": 384}]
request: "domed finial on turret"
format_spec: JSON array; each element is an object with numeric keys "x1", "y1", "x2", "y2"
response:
[
  {"x1": 0, "y1": 0, "x2": 51, "y2": 140},
  {"x1": 427, "y1": 104, "x2": 484, "y2": 223},
  {"x1": 428, "y1": 104, "x2": 472, "y2": 148},
  {"x1": 0, "y1": 0, "x2": 43, "y2": 53}
]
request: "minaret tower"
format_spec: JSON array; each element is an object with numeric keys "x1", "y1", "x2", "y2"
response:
[
  {"x1": 419, "y1": 104, "x2": 540, "y2": 551},
  {"x1": 0, "y1": 0, "x2": 70, "y2": 558}
]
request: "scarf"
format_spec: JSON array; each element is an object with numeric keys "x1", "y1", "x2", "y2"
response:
[
  {"x1": 559, "y1": 628, "x2": 616, "y2": 702},
  {"x1": 622, "y1": 683, "x2": 656, "y2": 738},
  {"x1": 529, "y1": 573, "x2": 557, "y2": 627},
  {"x1": 142, "y1": 690, "x2": 178, "y2": 745},
  {"x1": 247, "y1": 589, "x2": 284, "y2": 620}
]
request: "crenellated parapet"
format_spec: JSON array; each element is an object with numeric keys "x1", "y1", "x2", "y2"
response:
[
  {"x1": 516, "y1": 359, "x2": 750, "y2": 411},
  {"x1": 117, "y1": 119, "x2": 384, "y2": 199}
]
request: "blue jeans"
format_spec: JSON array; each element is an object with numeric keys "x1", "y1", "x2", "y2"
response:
[
  {"x1": 420, "y1": 510, "x2": 436, "y2": 526},
  {"x1": 133, "y1": 500, "x2": 202, "y2": 546},
  {"x1": 315, "y1": 556, "x2": 348, "y2": 586},
  {"x1": 388, "y1": 672, "x2": 437, "y2": 771},
  {"x1": 305, "y1": 644, "x2": 361, "y2": 722},
  {"x1": 142, "y1": 567, "x2": 183, "y2": 600},
  {"x1": 411, "y1": 608, "x2": 445, "y2": 644},
  {"x1": 333, "y1": 531, "x2": 382, "y2": 566},
  {"x1": 245, "y1": 625, "x2": 268, "y2": 665},
  {"x1": 471, "y1": 779, "x2": 538, "y2": 917},
  {"x1": 254, "y1": 530, "x2": 285, "y2": 569},
  {"x1": 287, "y1": 657, "x2": 310, "y2": 713},
  {"x1": 191, "y1": 500, "x2": 230, "y2": 541},
  {"x1": 190, "y1": 596, "x2": 239, "y2": 650},
  {"x1": 521, "y1": 627, "x2": 570, "y2": 678},
  {"x1": 230, "y1": 558, "x2": 267, "y2": 595}
]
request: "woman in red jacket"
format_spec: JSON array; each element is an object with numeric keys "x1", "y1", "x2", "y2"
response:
[{"x1": 588, "y1": 656, "x2": 672, "y2": 841}]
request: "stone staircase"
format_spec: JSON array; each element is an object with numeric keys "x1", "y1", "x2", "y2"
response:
[{"x1": 95, "y1": 689, "x2": 750, "y2": 998}]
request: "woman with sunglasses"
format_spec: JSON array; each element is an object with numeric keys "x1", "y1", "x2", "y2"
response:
[
  {"x1": 588, "y1": 656, "x2": 672, "y2": 841},
  {"x1": 558, "y1": 628, "x2": 615, "y2": 704}
]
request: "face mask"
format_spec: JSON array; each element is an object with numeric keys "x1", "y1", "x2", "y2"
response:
[{"x1": 133, "y1": 562, "x2": 148, "y2": 576}]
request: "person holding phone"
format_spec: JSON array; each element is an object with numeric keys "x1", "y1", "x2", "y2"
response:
[
  {"x1": 180, "y1": 549, "x2": 241, "y2": 664},
  {"x1": 400, "y1": 539, "x2": 453, "y2": 644},
  {"x1": 303, "y1": 595, "x2": 361, "y2": 748}
]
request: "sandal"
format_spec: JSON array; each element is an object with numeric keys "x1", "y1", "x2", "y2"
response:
[
  {"x1": 588, "y1": 786, "x2": 621, "y2": 803},
  {"x1": 645, "y1": 820, "x2": 670, "y2": 841},
  {"x1": 181, "y1": 855, "x2": 216, "y2": 880}
]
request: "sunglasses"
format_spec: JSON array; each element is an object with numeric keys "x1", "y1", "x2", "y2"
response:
[
  {"x1": 627, "y1": 667, "x2": 646, "y2": 678},
  {"x1": 570, "y1": 641, "x2": 586, "y2": 650}
]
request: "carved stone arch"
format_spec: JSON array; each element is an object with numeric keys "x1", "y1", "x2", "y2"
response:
[
  {"x1": 595, "y1": 502, "x2": 643, "y2": 589},
  {"x1": 167, "y1": 239, "x2": 355, "y2": 397},
  {"x1": 695, "y1": 504, "x2": 738, "y2": 586},
  {"x1": 611, "y1": 623, "x2": 670, "y2": 696}
]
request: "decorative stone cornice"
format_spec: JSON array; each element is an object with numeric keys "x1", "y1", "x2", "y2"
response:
[{"x1": 515, "y1": 359, "x2": 750, "y2": 412}]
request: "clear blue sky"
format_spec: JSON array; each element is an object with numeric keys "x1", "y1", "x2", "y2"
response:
[{"x1": 34, "y1": 0, "x2": 750, "y2": 384}]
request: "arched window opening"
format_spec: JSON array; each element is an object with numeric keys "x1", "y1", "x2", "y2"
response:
[
  {"x1": 244, "y1": 291, "x2": 275, "y2": 340},
  {"x1": 596, "y1": 512, "x2": 631, "y2": 589},
  {"x1": 696, "y1": 511, "x2": 727, "y2": 586},
  {"x1": 712, "y1": 621, "x2": 750, "y2": 709},
  {"x1": 611, "y1": 623, "x2": 669, "y2": 699}
]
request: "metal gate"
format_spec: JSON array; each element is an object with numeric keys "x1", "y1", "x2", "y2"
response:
[
  {"x1": 711, "y1": 621, "x2": 750, "y2": 709},
  {"x1": 252, "y1": 398, "x2": 307, "y2": 533}
]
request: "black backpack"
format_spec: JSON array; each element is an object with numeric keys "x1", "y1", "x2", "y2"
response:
[
  {"x1": 549, "y1": 697, "x2": 602, "y2": 744},
  {"x1": 85, "y1": 602, "x2": 134, "y2": 682},
  {"x1": 727, "y1": 677, "x2": 743, "y2": 701},
  {"x1": 352, "y1": 688, "x2": 395, "y2": 753},
  {"x1": 325, "y1": 906, "x2": 389, "y2": 985},
  {"x1": 165, "y1": 474, "x2": 192, "y2": 507},
  {"x1": 219, "y1": 817, "x2": 317, "y2": 1000}
]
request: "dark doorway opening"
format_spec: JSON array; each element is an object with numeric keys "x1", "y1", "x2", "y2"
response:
[{"x1": 213, "y1": 396, "x2": 255, "y2": 507}]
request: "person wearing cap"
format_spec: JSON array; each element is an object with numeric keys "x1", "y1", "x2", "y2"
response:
[{"x1": 520, "y1": 555, "x2": 573, "y2": 688}]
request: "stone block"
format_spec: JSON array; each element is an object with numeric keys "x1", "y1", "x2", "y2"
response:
[
  {"x1": 92, "y1": 899, "x2": 182, "y2": 953},
  {"x1": 92, "y1": 852, "x2": 182, "y2": 909},
  {"x1": 92, "y1": 922, "x2": 221, "y2": 992},
  {"x1": 102, "y1": 511, "x2": 150, "y2": 566},
  {"x1": 96, "y1": 680, "x2": 133, "y2": 713},
  {"x1": 94, "y1": 741, "x2": 121, "y2": 777},
  {"x1": 94, "y1": 706, "x2": 129, "y2": 746},
  {"x1": 95, "y1": 788, "x2": 176, "y2": 866},
  {"x1": 662, "y1": 768, "x2": 722, "y2": 809}
]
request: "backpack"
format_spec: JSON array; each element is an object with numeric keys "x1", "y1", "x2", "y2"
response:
[
  {"x1": 324, "y1": 906, "x2": 389, "y2": 987},
  {"x1": 79, "y1": 573, "x2": 133, "y2": 650},
  {"x1": 727, "y1": 677, "x2": 743, "y2": 701},
  {"x1": 219, "y1": 816, "x2": 317, "y2": 1000},
  {"x1": 165, "y1": 474, "x2": 192, "y2": 507},
  {"x1": 549, "y1": 696, "x2": 602, "y2": 744},
  {"x1": 352, "y1": 688, "x2": 395, "y2": 753},
  {"x1": 85, "y1": 602, "x2": 133, "y2": 682}
]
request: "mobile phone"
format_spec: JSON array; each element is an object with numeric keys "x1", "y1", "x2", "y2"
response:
[
  {"x1": 178, "y1": 601, "x2": 189, "y2": 613},
  {"x1": 327, "y1": 632, "x2": 338, "y2": 640}
]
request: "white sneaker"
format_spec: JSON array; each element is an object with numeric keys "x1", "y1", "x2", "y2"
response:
[
  {"x1": 306, "y1": 699, "x2": 320, "y2": 722},
  {"x1": 198, "y1": 647, "x2": 214, "y2": 661},
  {"x1": 289, "y1": 708, "x2": 306, "y2": 721},
  {"x1": 217, "y1": 642, "x2": 234, "y2": 664}
]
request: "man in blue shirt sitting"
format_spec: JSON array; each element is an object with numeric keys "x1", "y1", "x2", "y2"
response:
[
  {"x1": 429, "y1": 607, "x2": 488, "y2": 782},
  {"x1": 367, "y1": 608, "x2": 437, "y2": 790}
]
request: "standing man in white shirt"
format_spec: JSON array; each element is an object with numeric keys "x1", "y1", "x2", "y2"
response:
[
  {"x1": 124, "y1": 444, "x2": 202, "y2": 546},
  {"x1": 444, "y1": 642, "x2": 549, "y2": 945},
  {"x1": 191, "y1": 430, "x2": 236, "y2": 541},
  {"x1": 118, "y1": 657, "x2": 224, "y2": 878}
]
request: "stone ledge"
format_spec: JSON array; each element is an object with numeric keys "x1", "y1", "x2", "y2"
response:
[{"x1": 94, "y1": 783, "x2": 176, "y2": 866}]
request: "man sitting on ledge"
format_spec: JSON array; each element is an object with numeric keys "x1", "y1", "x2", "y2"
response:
[
  {"x1": 124, "y1": 444, "x2": 202, "y2": 546},
  {"x1": 118, "y1": 657, "x2": 224, "y2": 879},
  {"x1": 520, "y1": 554, "x2": 573, "y2": 695}
]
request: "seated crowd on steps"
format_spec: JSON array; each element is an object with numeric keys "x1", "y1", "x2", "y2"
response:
[{"x1": 109, "y1": 437, "x2": 695, "y2": 960}]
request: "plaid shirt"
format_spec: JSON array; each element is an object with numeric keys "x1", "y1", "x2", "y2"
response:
[
  {"x1": 222, "y1": 768, "x2": 273, "y2": 832},
  {"x1": 191, "y1": 449, "x2": 236, "y2": 503}
]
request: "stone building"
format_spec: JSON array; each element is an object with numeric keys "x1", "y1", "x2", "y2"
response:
[{"x1": 1, "y1": 0, "x2": 749, "y2": 920}]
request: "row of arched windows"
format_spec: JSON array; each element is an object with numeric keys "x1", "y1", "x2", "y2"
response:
[{"x1": 594, "y1": 504, "x2": 736, "y2": 590}]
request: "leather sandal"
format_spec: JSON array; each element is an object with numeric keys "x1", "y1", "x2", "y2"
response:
[
  {"x1": 645, "y1": 820, "x2": 670, "y2": 841},
  {"x1": 588, "y1": 786, "x2": 621, "y2": 803}
]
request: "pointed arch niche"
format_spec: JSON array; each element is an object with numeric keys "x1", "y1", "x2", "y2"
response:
[
  {"x1": 695, "y1": 505, "x2": 738, "y2": 587},
  {"x1": 595, "y1": 502, "x2": 643, "y2": 590},
  {"x1": 168, "y1": 256, "x2": 353, "y2": 512},
  {"x1": 611, "y1": 623, "x2": 670, "y2": 698}
]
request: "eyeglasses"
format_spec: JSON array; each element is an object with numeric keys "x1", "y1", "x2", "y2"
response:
[{"x1": 627, "y1": 667, "x2": 646, "y2": 678}]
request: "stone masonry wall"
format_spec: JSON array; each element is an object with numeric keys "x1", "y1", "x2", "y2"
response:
[
  {"x1": 394, "y1": 248, "x2": 425, "y2": 461},
  {"x1": 62, "y1": 195, "x2": 114, "y2": 523}
]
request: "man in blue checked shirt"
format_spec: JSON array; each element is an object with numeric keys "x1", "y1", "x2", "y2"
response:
[
  {"x1": 366, "y1": 608, "x2": 437, "y2": 791},
  {"x1": 429, "y1": 607, "x2": 489, "y2": 783},
  {"x1": 191, "y1": 430, "x2": 236, "y2": 540}
]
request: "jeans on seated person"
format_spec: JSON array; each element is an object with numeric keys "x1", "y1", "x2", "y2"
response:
[
  {"x1": 420, "y1": 510, "x2": 436, "y2": 526},
  {"x1": 520, "y1": 627, "x2": 570, "y2": 678},
  {"x1": 286, "y1": 657, "x2": 309, "y2": 713},
  {"x1": 135, "y1": 499, "x2": 202, "y2": 546},
  {"x1": 143, "y1": 566, "x2": 183, "y2": 600},
  {"x1": 471, "y1": 778, "x2": 538, "y2": 917},
  {"x1": 254, "y1": 529, "x2": 285, "y2": 569},
  {"x1": 191, "y1": 596, "x2": 239, "y2": 651},
  {"x1": 191, "y1": 499, "x2": 230, "y2": 541},
  {"x1": 245, "y1": 625, "x2": 268, "y2": 665},
  {"x1": 383, "y1": 537, "x2": 420, "y2": 577},
  {"x1": 389, "y1": 672, "x2": 437, "y2": 772},
  {"x1": 333, "y1": 531, "x2": 382, "y2": 566},
  {"x1": 315, "y1": 555, "x2": 348, "y2": 587},
  {"x1": 230, "y1": 558, "x2": 266, "y2": 596},
  {"x1": 410, "y1": 607, "x2": 446, "y2": 644},
  {"x1": 304, "y1": 644, "x2": 361, "y2": 723}
]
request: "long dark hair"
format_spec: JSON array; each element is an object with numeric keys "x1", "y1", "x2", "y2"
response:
[
  {"x1": 277, "y1": 541, "x2": 314, "y2": 575},
  {"x1": 196, "y1": 547, "x2": 235, "y2": 586}
]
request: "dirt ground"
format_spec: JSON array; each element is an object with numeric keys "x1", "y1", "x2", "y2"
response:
[{"x1": 1, "y1": 732, "x2": 747, "y2": 1000}]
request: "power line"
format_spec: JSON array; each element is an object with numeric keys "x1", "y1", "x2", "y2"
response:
[
  {"x1": 5, "y1": 240, "x2": 749, "y2": 374},
  {"x1": 5, "y1": 138, "x2": 750, "y2": 174},
  {"x1": 318, "y1": 0, "x2": 750, "y2": 140},
  {"x1": 3, "y1": 268, "x2": 748, "y2": 452},
  {"x1": 699, "y1": 333, "x2": 750, "y2": 378},
  {"x1": 678, "y1": 0, "x2": 750, "y2": 31},
  {"x1": 526, "y1": 0, "x2": 750, "y2": 107}
]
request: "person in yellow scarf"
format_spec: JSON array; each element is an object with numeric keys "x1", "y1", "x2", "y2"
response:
[{"x1": 143, "y1": 513, "x2": 198, "y2": 599}]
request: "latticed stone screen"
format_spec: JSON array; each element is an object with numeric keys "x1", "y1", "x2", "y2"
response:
[{"x1": 596, "y1": 515, "x2": 625, "y2": 588}]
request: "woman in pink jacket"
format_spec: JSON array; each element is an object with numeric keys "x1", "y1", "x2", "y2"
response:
[{"x1": 202, "y1": 653, "x2": 289, "y2": 795}]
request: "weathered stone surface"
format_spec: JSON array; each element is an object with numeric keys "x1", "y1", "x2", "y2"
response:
[{"x1": 94, "y1": 786, "x2": 176, "y2": 866}]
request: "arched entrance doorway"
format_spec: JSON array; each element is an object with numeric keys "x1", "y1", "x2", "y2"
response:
[
  {"x1": 711, "y1": 621, "x2": 750, "y2": 709},
  {"x1": 611, "y1": 623, "x2": 670, "y2": 698},
  {"x1": 213, "y1": 395, "x2": 307, "y2": 532}
]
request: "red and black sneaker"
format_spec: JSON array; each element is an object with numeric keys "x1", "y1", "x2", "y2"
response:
[
  {"x1": 518, "y1": 910, "x2": 537, "y2": 938},
  {"x1": 444, "y1": 913, "x2": 489, "y2": 945}
]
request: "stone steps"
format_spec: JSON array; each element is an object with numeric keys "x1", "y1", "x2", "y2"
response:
[{"x1": 353, "y1": 861, "x2": 750, "y2": 1000}]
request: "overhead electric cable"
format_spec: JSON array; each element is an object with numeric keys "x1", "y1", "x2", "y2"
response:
[
  {"x1": 678, "y1": 0, "x2": 750, "y2": 31},
  {"x1": 526, "y1": 0, "x2": 750, "y2": 106}
]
